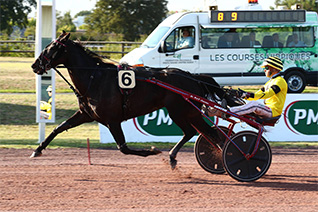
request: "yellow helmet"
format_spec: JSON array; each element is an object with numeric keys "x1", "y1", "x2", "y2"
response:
[
  {"x1": 261, "y1": 56, "x2": 283, "y2": 71},
  {"x1": 46, "y1": 85, "x2": 52, "y2": 92}
]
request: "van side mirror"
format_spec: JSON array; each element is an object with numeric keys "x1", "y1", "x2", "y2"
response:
[{"x1": 159, "y1": 40, "x2": 167, "y2": 53}]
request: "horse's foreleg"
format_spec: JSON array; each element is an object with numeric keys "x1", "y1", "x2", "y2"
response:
[
  {"x1": 107, "y1": 122, "x2": 161, "y2": 157},
  {"x1": 30, "y1": 110, "x2": 93, "y2": 158}
]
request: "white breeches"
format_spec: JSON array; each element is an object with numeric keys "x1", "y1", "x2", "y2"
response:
[{"x1": 230, "y1": 101, "x2": 272, "y2": 118}]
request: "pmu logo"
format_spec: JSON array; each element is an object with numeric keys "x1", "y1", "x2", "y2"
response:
[
  {"x1": 284, "y1": 100, "x2": 318, "y2": 135},
  {"x1": 133, "y1": 108, "x2": 216, "y2": 136}
]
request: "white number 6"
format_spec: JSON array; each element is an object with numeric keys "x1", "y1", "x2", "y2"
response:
[{"x1": 118, "y1": 70, "x2": 136, "y2": 89}]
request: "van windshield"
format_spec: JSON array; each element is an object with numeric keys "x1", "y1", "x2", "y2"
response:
[{"x1": 141, "y1": 26, "x2": 170, "y2": 48}]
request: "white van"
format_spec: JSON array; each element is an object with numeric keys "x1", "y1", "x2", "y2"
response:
[{"x1": 120, "y1": 9, "x2": 318, "y2": 93}]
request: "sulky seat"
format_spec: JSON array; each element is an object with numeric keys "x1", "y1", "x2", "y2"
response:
[
  {"x1": 256, "y1": 115, "x2": 281, "y2": 126},
  {"x1": 243, "y1": 114, "x2": 281, "y2": 127}
]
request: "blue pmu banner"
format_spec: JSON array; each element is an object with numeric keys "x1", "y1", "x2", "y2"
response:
[{"x1": 99, "y1": 94, "x2": 318, "y2": 143}]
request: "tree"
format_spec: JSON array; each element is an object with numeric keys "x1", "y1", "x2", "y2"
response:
[
  {"x1": 86, "y1": 0, "x2": 168, "y2": 41},
  {"x1": 75, "y1": 10, "x2": 91, "y2": 18},
  {"x1": 24, "y1": 18, "x2": 36, "y2": 39},
  {"x1": 274, "y1": 0, "x2": 318, "y2": 11},
  {"x1": 0, "y1": 0, "x2": 36, "y2": 34},
  {"x1": 56, "y1": 11, "x2": 76, "y2": 33}
]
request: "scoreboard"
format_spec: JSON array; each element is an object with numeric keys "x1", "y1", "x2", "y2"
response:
[{"x1": 210, "y1": 10, "x2": 306, "y2": 23}]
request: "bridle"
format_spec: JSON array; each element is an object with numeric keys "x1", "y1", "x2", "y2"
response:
[
  {"x1": 39, "y1": 39, "x2": 67, "y2": 72},
  {"x1": 39, "y1": 39, "x2": 84, "y2": 98}
]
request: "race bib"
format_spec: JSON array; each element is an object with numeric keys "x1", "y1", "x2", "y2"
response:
[{"x1": 118, "y1": 70, "x2": 136, "y2": 89}]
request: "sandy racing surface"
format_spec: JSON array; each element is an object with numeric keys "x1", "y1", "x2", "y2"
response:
[{"x1": 0, "y1": 147, "x2": 317, "y2": 211}]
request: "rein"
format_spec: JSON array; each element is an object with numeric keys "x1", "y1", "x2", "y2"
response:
[
  {"x1": 53, "y1": 66, "x2": 98, "y2": 99},
  {"x1": 53, "y1": 67, "x2": 81, "y2": 98}
]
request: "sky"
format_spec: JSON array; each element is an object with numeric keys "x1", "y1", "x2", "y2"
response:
[
  {"x1": 30, "y1": 0, "x2": 277, "y2": 17},
  {"x1": 168, "y1": 0, "x2": 276, "y2": 11}
]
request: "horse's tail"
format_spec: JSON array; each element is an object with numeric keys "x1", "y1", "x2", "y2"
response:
[
  {"x1": 193, "y1": 74, "x2": 224, "y2": 99},
  {"x1": 163, "y1": 70, "x2": 224, "y2": 100},
  {"x1": 193, "y1": 74, "x2": 243, "y2": 107}
]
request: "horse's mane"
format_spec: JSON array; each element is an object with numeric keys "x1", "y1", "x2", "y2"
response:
[{"x1": 72, "y1": 40, "x2": 117, "y2": 66}]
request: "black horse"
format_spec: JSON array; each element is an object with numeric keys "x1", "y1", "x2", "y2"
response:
[{"x1": 31, "y1": 32, "x2": 238, "y2": 168}]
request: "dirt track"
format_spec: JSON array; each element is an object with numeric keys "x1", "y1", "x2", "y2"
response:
[{"x1": 0, "y1": 147, "x2": 317, "y2": 211}]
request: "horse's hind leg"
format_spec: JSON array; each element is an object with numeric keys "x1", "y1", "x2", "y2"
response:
[
  {"x1": 190, "y1": 115, "x2": 221, "y2": 145},
  {"x1": 107, "y1": 122, "x2": 161, "y2": 157},
  {"x1": 30, "y1": 110, "x2": 93, "y2": 158},
  {"x1": 165, "y1": 106, "x2": 197, "y2": 168},
  {"x1": 169, "y1": 122, "x2": 197, "y2": 169},
  {"x1": 168, "y1": 111, "x2": 220, "y2": 169}
]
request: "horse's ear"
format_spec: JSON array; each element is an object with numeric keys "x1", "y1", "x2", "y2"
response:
[
  {"x1": 58, "y1": 31, "x2": 66, "y2": 38},
  {"x1": 61, "y1": 32, "x2": 71, "y2": 42},
  {"x1": 65, "y1": 33, "x2": 71, "y2": 40}
]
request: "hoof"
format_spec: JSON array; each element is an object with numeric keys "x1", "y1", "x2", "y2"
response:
[
  {"x1": 30, "y1": 151, "x2": 42, "y2": 158},
  {"x1": 151, "y1": 146, "x2": 162, "y2": 155},
  {"x1": 169, "y1": 156, "x2": 177, "y2": 170}
]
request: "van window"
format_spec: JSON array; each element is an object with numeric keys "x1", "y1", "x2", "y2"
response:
[
  {"x1": 142, "y1": 26, "x2": 170, "y2": 48},
  {"x1": 201, "y1": 27, "x2": 314, "y2": 49},
  {"x1": 165, "y1": 26, "x2": 195, "y2": 52}
]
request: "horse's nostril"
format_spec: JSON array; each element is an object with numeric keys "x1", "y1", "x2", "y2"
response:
[{"x1": 31, "y1": 63, "x2": 38, "y2": 69}]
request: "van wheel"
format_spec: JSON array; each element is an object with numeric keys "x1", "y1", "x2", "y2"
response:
[{"x1": 284, "y1": 71, "x2": 306, "y2": 93}]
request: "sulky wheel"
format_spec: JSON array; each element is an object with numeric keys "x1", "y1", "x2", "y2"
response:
[
  {"x1": 195, "y1": 126, "x2": 234, "y2": 174},
  {"x1": 222, "y1": 131, "x2": 272, "y2": 182}
]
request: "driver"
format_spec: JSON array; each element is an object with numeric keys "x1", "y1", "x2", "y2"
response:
[
  {"x1": 208, "y1": 56, "x2": 287, "y2": 118},
  {"x1": 230, "y1": 56, "x2": 287, "y2": 118},
  {"x1": 177, "y1": 29, "x2": 194, "y2": 49},
  {"x1": 40, "y1": 85, "x2": 53, "y2": 119}
]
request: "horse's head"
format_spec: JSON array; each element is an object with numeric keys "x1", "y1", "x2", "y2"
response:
[{"x1": 32, "y1": 31, "x2": 70, "y2": 75}]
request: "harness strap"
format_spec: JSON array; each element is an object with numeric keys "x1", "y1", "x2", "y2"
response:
[
  {"x1": 117, "y1": 65, "x2": 134, "y2": 120},
  {"x1": 55, "y1": 40, "x2": 66, "y2": 47}
]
